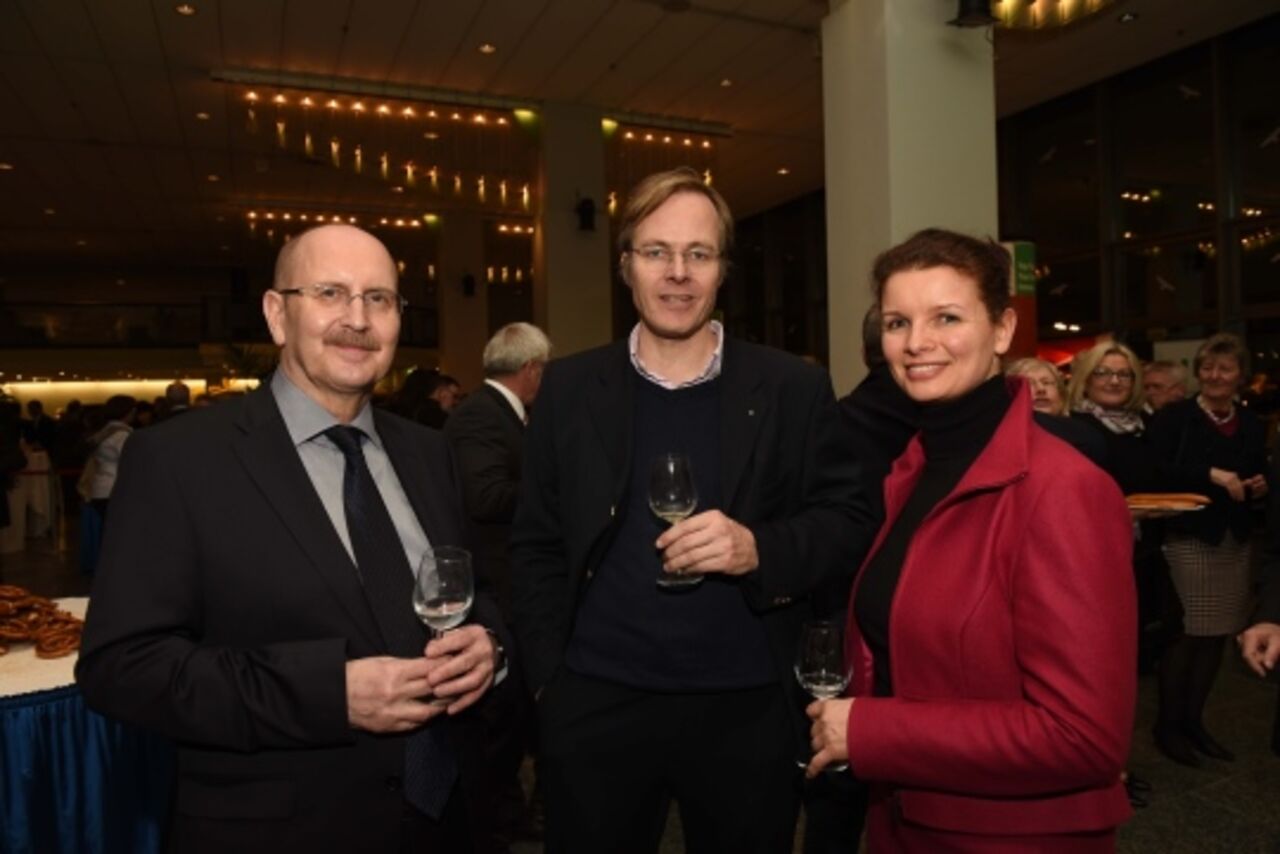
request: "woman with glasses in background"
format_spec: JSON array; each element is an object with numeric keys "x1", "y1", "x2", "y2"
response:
[{"x1": 1144, "y1": 333, "x2": 1268, "y2": 767}]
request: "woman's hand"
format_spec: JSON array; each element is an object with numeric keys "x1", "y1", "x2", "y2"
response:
[
  {"x1": 1243, "y1": 474, "x2": 1269, "y2": 499},
  {"x1": 806, "y1": 698, "x2": 853, "y2": 778},
  {"x1": 1209, "y1": 468, "x2": 1246, "y2": 501}
]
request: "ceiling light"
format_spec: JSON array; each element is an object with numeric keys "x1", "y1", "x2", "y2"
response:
[
  {"x1": 174, "y1": 3, "x2": 197, "y2": 16},
  {"x1": 195, "y1": 111, "x2": 210, "y2": 120},
  {"x1": 423, "y1": 132, "x2": 440, "y2": 140},
  {"x1": 1117, "y1": 11, "x2": 1138, "y2": 23},
  {"x1": 300, "y1": 97, "x2": 313, "y2": 107},
  {"x1": 43, "y1": 207, "x2": 55, "y2": 215},
  {"x1": 720, "y1": 78, "x2": 732, "y2": 88},
  {"x1": 272, "y1": 94, "x2": 286, "y2": 105},
  {"x1": 0, "y1": 162, "x2": 12, "y2": 170},
  {"x1": 478, "y1": 43, "x2": 497, "y2": 55},
  {"x1": 390, "y1": 185, "x2": 404, "y2": 193},
  {"x1": 75, "y1": 239, "x2": 87, "y2": 247},
  {"x1": 206, "y1": 174, "x2": 220, "y2": 182},
  {"x1": 777, "y1": 167, "x2": 790, "y2": 176}
]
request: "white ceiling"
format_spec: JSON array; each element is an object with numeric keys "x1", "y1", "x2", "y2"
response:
[{"x1": 0, "y1": 0, "x2": 1274, "y2": 273}]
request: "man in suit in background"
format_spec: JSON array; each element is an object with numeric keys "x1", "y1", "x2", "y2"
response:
[
  {"x1": 511, "y1": 167, "x2": 873, "y2": 853},
  {"x1": 445, "y1": 321, "x2": 551, "y2": 847},
  {"x1": 445, "y1": 322, "x2": 551, "y2": 622},
  {"x1": 77, "y1": 224, "x2": 506, "y2": 853}
]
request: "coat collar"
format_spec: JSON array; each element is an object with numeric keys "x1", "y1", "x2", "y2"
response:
[
  {"x1": 884, "y1": 377, "x2": 1032, "y2": 519},
  {"x1": 232, "y1": 383, "x2": 384, "y2": 649}
]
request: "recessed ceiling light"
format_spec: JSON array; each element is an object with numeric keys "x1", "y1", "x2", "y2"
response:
[
  {"x1": 777, "y1": 167, "x2": 790, "y2": 176},
  {"x1": 195, "y1": 111, "x2": 210, "y2": 120},
  {"x1": 75, "y1": 239, "x2": 87, "y2": 247},
  {"x1": 478, "y1": 43, "x2": 497, "y2": 55},
  {"x1": 43, "y1": 207, "x2": 55, "y2": 215},
  {"x1": 0, "y1": 162, "x2": 13, "y2": 171},
  {"x1": 720, "y1": 78, "x2": 732, "y2": 88},
  {"x1": 423, "y1": 132, "x2": 440, "y2": 140},
  {"x1": 206, "y1": 173, "x2": 220, "y2": 182},
  {"x1": 174, "y1": 3, "x2": 196, "y2": 16},
  {"x1": 1117, "y1": 11, "x2": 1138, "y2": 23},
  {"x1": 390, "y1": 185, "x2": 404, "y2": 193}
]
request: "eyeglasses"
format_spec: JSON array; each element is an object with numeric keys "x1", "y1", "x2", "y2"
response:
[
  {"x1": 1091, "y1": 367, "x2": 1135, "y2": 383},
  {"x1": 629, "y1": 245, "x2": 721, "y2": 271},
  {"x1": 276, "y1": 282, "x2": 407, "y2": 316}
]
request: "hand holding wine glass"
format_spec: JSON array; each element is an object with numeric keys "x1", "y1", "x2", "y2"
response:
[
  {"x1": 412, "y1": 546, "x2": 474, "y2": 638},
  {"x1": 649, "y1": 453, "x2": 702, "y2": 589},
  {"x1": 796, "y1": 620, "x2": 851, "y2": 772}
]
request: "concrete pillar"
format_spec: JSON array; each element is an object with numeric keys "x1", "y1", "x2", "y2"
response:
[
  {"x1": 436, "y1": 210, "x2": 489, "y2": 390},
  {"x1": 822, "y1": 0, "x2": 998, "y2": 395},
  {"x1": 533, "y1": 102, "x2": 613, "y2": 357}
]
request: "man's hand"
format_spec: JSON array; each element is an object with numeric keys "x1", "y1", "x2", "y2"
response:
[
  {"x1": 346, "y1": 656, "x2": 445, "y2": 733},
  {"x1": 806, "y1": 698, "x2": 853, "y2": 778},
  {"x1": 1238, "y1": 622, "x2": 1280, "y2": 677},
  {"x1": 423, "y1": 625, "x2": 496, "y2": 715},
  {"x1": 655, "y1": 509, "x2": 758, "y2": 577}
]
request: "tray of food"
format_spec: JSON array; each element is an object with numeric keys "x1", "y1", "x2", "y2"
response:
[
  {"x1": 0, "y1": 585, "x2": 84, "y2": 659},
  {"x1": 1125, "y1": 493, "x2": 1211, "y2": 513}
]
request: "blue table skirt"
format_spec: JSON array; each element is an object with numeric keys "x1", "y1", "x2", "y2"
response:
[{"x1": 0, "y1": 685, "x2": 173, "y2": 854}]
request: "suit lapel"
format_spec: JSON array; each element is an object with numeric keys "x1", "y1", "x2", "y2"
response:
[
  {"x1": 482, "y1": 383, "x2": 526, "y2": 431},
  {"x1": 586, "y1": 343, "x2": 634, "y2": 505},
  {"x1": 375, "y1": 410, "x2": 458, "y2": 549},
  {"x1": 720, "y1": 340, "x2": 767, "y2": 512},
  {"x1": 231, "y1": 387, "x2": 383, "y2": 649}
]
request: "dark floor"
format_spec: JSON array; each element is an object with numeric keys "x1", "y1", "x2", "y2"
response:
[{"x1": 5, "y1": 511, "x2": 1279, "y2": 853}]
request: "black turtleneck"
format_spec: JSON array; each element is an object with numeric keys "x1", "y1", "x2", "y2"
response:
[{"x1": 854, "y1": 375, "x2": 1011, "y2": 697}]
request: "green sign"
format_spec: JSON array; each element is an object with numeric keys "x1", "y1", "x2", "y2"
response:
[{"x1": 1007, "y1": 241, "x2": 1037, "y2": 297}]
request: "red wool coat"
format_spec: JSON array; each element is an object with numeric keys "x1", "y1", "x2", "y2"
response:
[{"x1": 846, "y1": 381, "x2": 1136, "y2": 852}]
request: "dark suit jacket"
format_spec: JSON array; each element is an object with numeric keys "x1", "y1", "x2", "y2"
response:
[
  {"x1": 76, "y1": 384, "x2": 505, "y2": 854},
  {"x1": 510, "y1": 337, "x2": 875, "y2": 753},
  {"x1": 443, "y1": 382, "x2": 525, "y2": 620}
]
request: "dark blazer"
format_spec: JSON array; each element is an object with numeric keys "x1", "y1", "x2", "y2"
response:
[
  {"x1": 443, "y1": 382, "x2": 525, "y2": 620},
  {"x1": 76, "y1": 384, "x2": 505, "y2": 854},
  {"x1": 1145, "y1": 397, "x2": 1267, "y2": 544},
  {"x1": 509, "y1": 337, "x2": 875, "y2": 750}
]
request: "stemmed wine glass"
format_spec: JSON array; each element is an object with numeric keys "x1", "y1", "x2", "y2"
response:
[
  {"x1": 795, "y1": 620, "x2": 851, "y2": 772},
  {"x1": 648, "y1": 453, "x2": 701, "y2": 589},
  {"x1": 412, "y1": 546, "x2": 474, "y2": 638}
]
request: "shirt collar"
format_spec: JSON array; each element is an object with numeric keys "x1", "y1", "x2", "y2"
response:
[
  {"x1": 484, "y1": 378, "x2": 527, "y2": 423},
  {"x1": 628, "y1": 319, "x2": 724, "y2": 390},
  {"x1": 271, "y1": 369, "x2": 381, "y2": 448}
]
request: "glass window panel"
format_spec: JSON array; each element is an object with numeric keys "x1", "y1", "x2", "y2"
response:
[
  {"x1": 1036, "y1": 254, "x2": 1099, "y2": 334},
  {"x1": 1113, "y1": 45, "x2": 1215, "y2": 236},
  {"x1": 1230, "y1": 16, "x2": 1280, "y2": 227},
  {"x1": 1239, "y1": 220, "x2": 1280, "y2": 307},
  {"x1": 1119, "y1": 234, "x2": 1217, "y2": 321},
  {"x1": 1001, "y1": 91, "x2": 1099, "y2": 257}
]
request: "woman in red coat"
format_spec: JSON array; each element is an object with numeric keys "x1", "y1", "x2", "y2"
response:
[{"x1": 808, "y1": 229, "x2": 1137, "y2": 852}]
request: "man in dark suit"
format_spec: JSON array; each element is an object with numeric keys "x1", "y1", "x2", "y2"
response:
[
  {"x1": 444, "y1": 321, "x2": 551, "y2": 621},
  {"x1": 510, "y1": 168, "x2": 873, "y2": 853},
  {"x1": 444, "y1": 321, "x2": 551, "y2": 846},
  {"x1": 77, "y1": 224, "x2": 506, "y2": 853}
]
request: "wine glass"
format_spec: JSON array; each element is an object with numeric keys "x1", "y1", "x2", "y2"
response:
[
  {"x1": 795, "y1": 620, "x2": 851, "y2": 772},
  {"x1": 649, "y1": 453, "x2": 701, "y2": 589},
  {"x1": 412, "y1": 546, "x2": 474, "y2": 638}
]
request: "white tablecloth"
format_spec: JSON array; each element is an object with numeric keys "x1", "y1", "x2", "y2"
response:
[{"x1": 0, "y1": 597, "x2": 86, "y2": 698}]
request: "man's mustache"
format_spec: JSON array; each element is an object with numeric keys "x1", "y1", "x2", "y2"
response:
[{"x1": 324, "y1": 329, "x2": 379, "y2": 350}]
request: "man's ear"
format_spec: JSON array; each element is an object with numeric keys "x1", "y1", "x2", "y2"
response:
[{"x1": 263, "y1": 290, "x2": 288, "y2": 347}]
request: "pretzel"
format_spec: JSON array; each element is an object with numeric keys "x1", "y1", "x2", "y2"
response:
[
  {"x1": 1126, "y1": 493, "x2": 1211, "y2": 506},
  {"x1": 0, "y1": 585, "x2": 29, "y2": 600},
  {"x1": 0, "y1": 601, "x2": 15, "y2": 618},
  {"x1": 0, "y1": 642, "x2": 8, "y2": 656},
  {"x1": 35, "y1": 630, "x2": 80, "y2": 659}
]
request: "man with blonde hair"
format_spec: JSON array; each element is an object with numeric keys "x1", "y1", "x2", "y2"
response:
[{"x1": 511, "y1": 168, "x2": 872, "y2": 852}]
